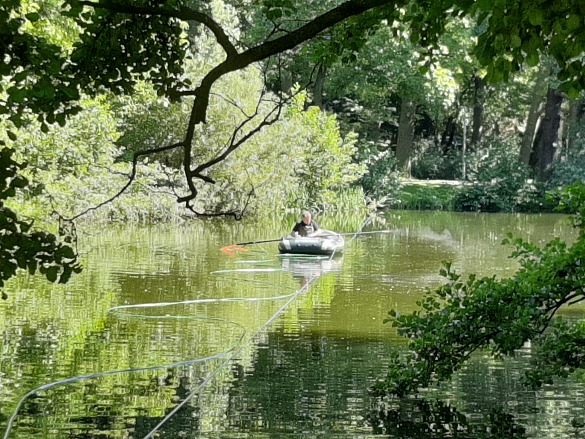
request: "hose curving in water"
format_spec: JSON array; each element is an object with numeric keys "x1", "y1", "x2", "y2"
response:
[{"x1": 3, "y1": 219, "x2": 380, "y2": 439}]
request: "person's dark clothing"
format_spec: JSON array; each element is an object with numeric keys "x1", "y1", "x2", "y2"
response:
[{"x1": 292, "y1": 220, "x2": 319, "y2": 237}]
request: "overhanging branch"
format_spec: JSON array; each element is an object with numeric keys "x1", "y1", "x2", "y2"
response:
[
  {"x1": 69, "y1": 0, "x2": 397, "y2": 218},
  {"x1": 76, "y1": 0, "x2": 238, "y2": 57},
  {"x1": 64, "y1": 141, "x2": 184, "y2": 221}
]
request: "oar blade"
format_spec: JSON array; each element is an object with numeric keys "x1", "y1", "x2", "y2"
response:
[{"x1": 220, "y1": 244, "x2": 249, "y2": 256}]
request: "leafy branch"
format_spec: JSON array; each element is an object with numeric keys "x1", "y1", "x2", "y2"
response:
[
  {"x1": 375, "y1": 183, "x2": 585, "y2": 397},
  {"x1": 0, "y1": 147, "x2": 82, "y2": 299}
]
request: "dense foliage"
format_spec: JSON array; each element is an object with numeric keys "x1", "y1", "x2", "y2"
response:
[
  {"x1": 2, "y1": 1, "x2": 367, "y2": 223},
  {"x1": 1, "y1": 0, "x2": 585, "y2": 429},
  {"x1": 367, "y1": 398, "x2": 527, "y2": 438},
  {"x1": 0, "y1": 147, "x2": 81, "y2": 299},
  {"x1": 376, "y1": 182, "x2": 585, "y2": 397},
  {"x1": 453, "y1": 139, "x2": 544, "y2": 213}
]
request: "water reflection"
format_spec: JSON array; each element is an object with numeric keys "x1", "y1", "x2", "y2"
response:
[
  {"x1": 1, "y1": 212, "x2": 583, "y2": 438},
  {"x1": 367, "y1": 398, "x2": 528, "y2": 438},
  {"x1": 280, "y1": 254, "x2": 343, "y2": 286}
]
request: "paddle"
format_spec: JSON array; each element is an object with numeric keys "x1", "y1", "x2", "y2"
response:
[
  {"x1": 232, "y1": 238, "x2": 284, "y2": 246},
  {"x1": 220, "y1": 237, "x2": 284, "y2": 255}
]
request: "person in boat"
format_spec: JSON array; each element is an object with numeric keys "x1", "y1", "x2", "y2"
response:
[{"x1": 292, "y1": 211, "x2": 323, "y2": 237}]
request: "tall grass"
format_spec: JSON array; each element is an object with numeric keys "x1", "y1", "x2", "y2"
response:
[{"x1": 389, "y1": 184, "x2": 460, "y2": 211}]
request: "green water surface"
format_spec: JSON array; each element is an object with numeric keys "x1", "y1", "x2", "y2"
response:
[{"x1": 1, "y1": 211, "x2": 582, "y2": 438}]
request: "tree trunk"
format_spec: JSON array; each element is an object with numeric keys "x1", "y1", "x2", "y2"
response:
[
  {"x1": 471, "y1": 75, "x2": 484, "y2": 146},
  {"x1": 441, "y1": 114, "x2": 456, "y2": 151},
  {"x1": 395, "y1": 98, "x2": 416, "y2": 172},
  {"x1": 565, "y1": 98, "x2": 584, "y2": 156},
  {"x1": 520, "y1": 66, "x2": 548, "y2": 165},
  {"x1": 530, "y1": 86, "x2": 563, "y2": 181},
  {"x1": 312, "y1": 63, "x2": 327, "y2": 109},
  {"x1": 280, "y1": 69, "x2": 293, "y2": 94}
]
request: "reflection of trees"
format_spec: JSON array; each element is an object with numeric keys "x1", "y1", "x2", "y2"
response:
[
  {"x1": 448, "y1": 351, "x2": 585, "y2": 439},
  {"x1": 367, "y1": 398, "x2": 527, "y2": 438},
  {"x1": 447, "y1": 352, "x2": 538, "y2": 413},
  {"x1": 225, "y1": 331, "x2": 393, "y2": 435},
  {"x1": 4, "y1": 218, "x2": 581, "y2": 437},
  {"x1": 114, "y1": 271, "x2": 197, "y2": 303},
  {"x1": 12, "y1": 368, "x2": 206, "y2": 438},
  {"x1": 224, "y1": 331, "x2": 530, "y2": 437},
  {"x1": 1, "y1": 310, "x2": 240, "y2": 437},
  {"x1": 133, "y1": 377, "x2": 201, "y2": 439},
  {"x1": 223, "y1": 327, "x2": 585, "y2": 438}
]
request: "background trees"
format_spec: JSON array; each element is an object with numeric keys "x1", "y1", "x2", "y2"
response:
[{"x1": 4, "y1": 0, "x2": 585, "y2": 215}]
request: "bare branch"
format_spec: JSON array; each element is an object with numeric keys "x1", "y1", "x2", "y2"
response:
[
  {"x1": 210, "y1": 92, "x2": 253, "y2": 119},
  {"x1": 191, "y1": 94, "x2": 284, "y2": 177},
  {"x1": 184, "y1": 203, "x2": 243, "y2": 220},
  {"x1": 74, "y1": 1, "x2": 394, "y2": 218},
  {"x1": 186, "y1": 66, "x2": 312, "y2": 202},
  {"x1": 63, "y1": 142, "x2": 184, "y2": 221},
  {"x1": 538, "y1": 290, "x2": 585, "y2": 335},
  {"x1": 567, "y1": 293, "x2": 585, "y2": 306}
]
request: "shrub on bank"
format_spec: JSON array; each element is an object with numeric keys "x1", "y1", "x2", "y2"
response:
[
  {"x1": 386, "y1": 180, "x2": 551, "y2": 213},
  {"x1": 389, "y1": 184, "x2": 459, "y2": 211}
]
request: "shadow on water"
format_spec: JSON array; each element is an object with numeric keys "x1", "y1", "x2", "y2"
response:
[{"x1": 366, "y1": 397, "x2": 528, "y2": 438}]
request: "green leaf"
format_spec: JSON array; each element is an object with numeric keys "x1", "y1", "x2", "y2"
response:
[
  {"x1": 7, "y1": 131, "x2": 17, "y2": 141},
  {"x1": 564, "y1": 84, "x2": 581, "y2": 100},
  {"x1": 46, "y1": 266, "x2": 59, "y2": 283},
  {"x1": 566, "y1": 15, "x2": 580, "y2": 31},
  {"x1": 57, "y1": 246, "x2": 76, "y2": 259},
  {"x1": 28, "y1": 259, "x2": 37, "y2": 275},
  {"x1": 25, "y1": 12, "x2": 40, "y2": 22},
  {"x1": 9, "y1": 114, "x2": 23, "y2": 128},
  {"x1": 0, "y1": 61, "x2": 11, "y2": 75},
  {"x1": 528, "y1": 10, "x2": 543, "y2": 26},
  {"x1": 56, "y1": 113, "x2": 66, "y2": 127},
  {"x1": 526, "y1": 51, "x2": 539, "y2": 67},
  {"x1": 59, "y1": 267, "x2": 73, "y2": 284},
  {"x1": 9, "y1": 88, "x2": 26, "y2": 103},
  {"x1": 11, "y1": 175, "x2": 28, "y2": 188}
]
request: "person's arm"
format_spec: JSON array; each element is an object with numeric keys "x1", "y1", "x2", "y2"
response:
[
  {"x1": 308, "y1": 221, "x2": 323, "y2": 237},
  {"x1": 292, "y1": 222, "x2": 300, "y2": 237}
]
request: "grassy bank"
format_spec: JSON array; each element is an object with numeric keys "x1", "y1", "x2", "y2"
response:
[
  {"x1": 388, "y1": 180, "x2": 462, "y2": 211},
  {"x1": 388, "y1": 179, "x2": 553, "y2": 213}
]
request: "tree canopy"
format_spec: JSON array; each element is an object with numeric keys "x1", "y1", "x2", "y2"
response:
[
  {"x1": 0, "y1": 148, "x2": 82, "y2": 300},
  {"x1": 4, "y1": 0, "x2": 585, "y2": 212}
]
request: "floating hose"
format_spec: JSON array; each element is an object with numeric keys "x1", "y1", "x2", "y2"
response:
[{"x1": 3, "y1": 219, "x2": 384, "y2": 439}]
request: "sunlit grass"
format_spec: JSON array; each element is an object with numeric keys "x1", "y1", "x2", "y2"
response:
[{"x1": 390, "y1": 183, "x2": 461, "y2": 210}]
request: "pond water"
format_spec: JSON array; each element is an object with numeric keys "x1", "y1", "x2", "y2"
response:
[{"x1": 1, "y1": 210, "x2": 583, "y2": 438}]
